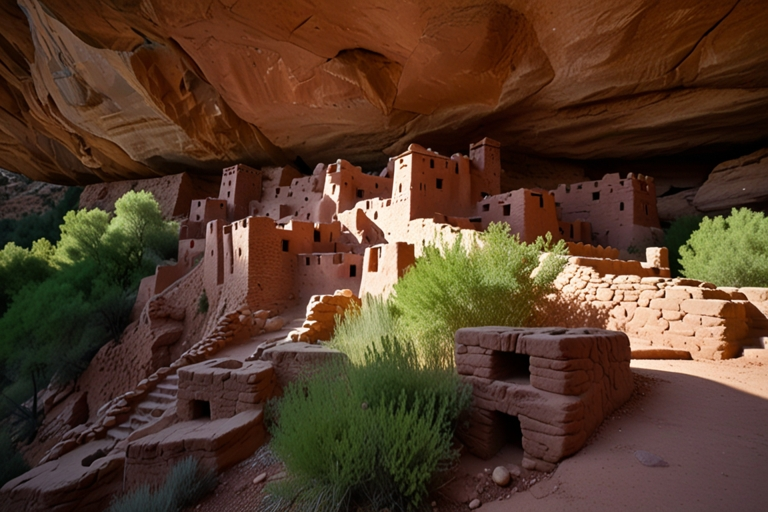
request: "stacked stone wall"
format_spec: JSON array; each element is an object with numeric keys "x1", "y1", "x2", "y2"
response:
[
  {"x1": 455, "y1": 327, "x2": 633, "y2": 472},
  {"x1": 545, "y1": 260, "x2": 768, "y2": 360}
]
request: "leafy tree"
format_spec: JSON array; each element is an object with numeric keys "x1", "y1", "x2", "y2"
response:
[
  {"x1": 0, "y1": 240, "x2": 56, "y2": 315},
  {"x1": 664, "y1": 215, "x2": 703, "y2": 277},
  {"x1": 55, "y1": 208, "x2": 110, "y2": 267},
  {"x1": 679, "y1": 207, "x2": 768, "y2": 287},
  {"x1": 391, "y1": 223, "x2": 568, "y2": 367}
]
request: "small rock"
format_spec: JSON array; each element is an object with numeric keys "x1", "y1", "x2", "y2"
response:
[
  {"x1": 253, "y1": 472, "x2": 267, "y2": 485},
  {"x1": 469, "y1": 498, "x2": 481, "y2": 509},
  {"x1": 507, "y1": 464, "x2": 522, "y2": 478},
  {"x1": 635, "y1": 450, "x2": 669, "y2": 467},
  {"x1": 264, "y1": 316, "x2": 285, "y2": 332},
  {"x1": 492, "y1": 466, "x2": 510, "y2": 487}
]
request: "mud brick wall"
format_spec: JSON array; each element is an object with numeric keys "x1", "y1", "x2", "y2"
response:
[
  {"x1": 177, "y1": 358, "x2": 275, "y2": 420},
  {"x1": 288, "y1": 289, "x2": 361, "y2": 343},
  {"x1": 546, "y1": 261, "x2": 768, "y2": 360},
  {"x1": 455, "y1": 327, "x2": 633, "y2": 472}
]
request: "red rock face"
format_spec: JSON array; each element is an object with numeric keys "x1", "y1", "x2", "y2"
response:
[{"x1": 0, "y1": 0, "x2": 766, "y2": 184}]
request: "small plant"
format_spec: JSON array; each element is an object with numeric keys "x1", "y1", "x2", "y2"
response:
[
  {"x1": 197, "y1": 290, "x2": 209, "y2": 314},
  {"x1": 263, "y1": 336, "x2": 471, "y2": 512},
  {"x1": 328, "y1": 294, "x2": 399, "y2": 365},
  {"x1": 679, "y1": 207, "x2": 768, "y2": 287},
  {"x1": 108, "y1": 457, "x2": 217, "y2": 512}
]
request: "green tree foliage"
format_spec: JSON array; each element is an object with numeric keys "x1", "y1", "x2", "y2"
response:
[
  {"x1": 108, "y1": 457, "x2": 217, "y2": 512},
  {"x1": 664, "y1": 215, "x2": 703, "y2": 277},
  {"x1": 391, "y1": 223, "x2": 568, "y2": 366},
  {"x1": 0, "y1": 190, "x2": 178, "y2": 441},
  {"x1": 0, "y1": 240, "x2": 55, "y2": 314},
  {"x1": 264, "y1": 337, "x2": 471, "y2": 512},
  {"x1": 679, "y1": 207, "x2": 768, "y2": 287}
]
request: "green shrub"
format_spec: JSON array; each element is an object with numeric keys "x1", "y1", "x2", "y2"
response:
[
  {"x1": 679, "y1": 208, "x2": 768, "y2": 287},
  {"x1": 664, "y1": 215, "x2": 703, "y2": 277},
  {"x1": 391, "y1": 223, "x2": 567, "y2": 367},
  {"x1": 197, "y1": 290, "x2": 209, "y2": 314},
  {"x1": 108, "y1": 457, "x2": 216, "y2": 512},
  {"x1": 328, "y1": 295, "x2": 399, "y2": 365},
  {"x1": 264, "y1": 337, "x2": 471, "y2": 512}
]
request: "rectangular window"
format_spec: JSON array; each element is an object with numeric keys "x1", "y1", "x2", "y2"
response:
[
  {"x1": 349, "y1": 264, "x2": 357, "y2": 277},
  {"x1": 314, "y1": 229, "x2": 321, "y2": 242},
  {"x1": 356, "y1": 189, "x2": 364, "y2": 198},
  {"x1": 482, "y1": 204, "x2": 490, "y2": 212},
  {"x1": 619, "y1": 202, "x2": 624, "y2": 211},
  {"x1": 592, "y1": 192, "x2": 600, "y2": 201},
  {"x1": 436, "y1": 178, "x2": 443, "y2": 189},
  {"x1": 282, "y1": 240, "x2": 289, "y2": 252},
  {"x1": 503, "y1": 204, "x2": 511, "y2": 216}
]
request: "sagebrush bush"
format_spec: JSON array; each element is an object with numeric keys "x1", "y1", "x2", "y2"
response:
[
  {"x1": 679, "y1": 207, "x2": 768, "y2": 287},
  {"x1": 264, "y1": 337, "x2": 471, "y2": 512},
  {"x1": 328, "y1": 294, "x2": 399, "y2": 365},
  {"x1": 391, "y1": 223, "x2": 567, "y2": 366},
  {"x1": 108, "y1": 457, "x2": 216, "y2": 512},
  {"x1": 664, "y1": 215, "x2": 703, "y2": 277}
]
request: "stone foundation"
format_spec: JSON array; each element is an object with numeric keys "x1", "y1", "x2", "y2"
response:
[{"x1": 455, "y1": 327, "x2": 633, "y2": 471}]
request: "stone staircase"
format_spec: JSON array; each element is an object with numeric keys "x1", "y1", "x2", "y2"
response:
[{"x1": 107, "y1": 373, "x2": 179, "y2": 442}]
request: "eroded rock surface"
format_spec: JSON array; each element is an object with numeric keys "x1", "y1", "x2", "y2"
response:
[{"x1": 1, "y1": 0, "x2": 766, "y2": 184}]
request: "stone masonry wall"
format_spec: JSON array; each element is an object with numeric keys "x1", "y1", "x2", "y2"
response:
[
  {"x1": 543, "y1": 260, "x2": 768, "y2": 360},
  {"x1": 455, "y1": 327, "x2": 633, "y2": 472}
]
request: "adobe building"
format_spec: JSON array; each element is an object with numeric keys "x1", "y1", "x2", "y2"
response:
[{"x1": 552, "y1": 173, "x2": 662, "y2": 256}]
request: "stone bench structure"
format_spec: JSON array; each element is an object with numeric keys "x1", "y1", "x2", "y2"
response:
[{"x1": 455, "y1": 327, "x2": 633, "y2": 472}]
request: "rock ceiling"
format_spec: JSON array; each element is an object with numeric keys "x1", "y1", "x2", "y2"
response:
[{"x1": 0, "y1": 0, "x2": 766, "y2": 184}]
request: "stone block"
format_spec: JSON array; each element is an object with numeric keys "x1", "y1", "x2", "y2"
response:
[{"x1": 681, "y1": 299, "x2": 744, "y2": 318}]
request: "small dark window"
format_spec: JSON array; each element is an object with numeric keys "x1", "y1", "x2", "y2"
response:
[
  {"x1": 455, "y1": 163, "x2": 459, "y2": 174},
  {"x1": 577, "y1": 184, "x2": 582, "y2": 190},
  {"x1": 565, "y1": 185, "x2": 570, "y2": 193},
  {"x1": 305, "y1": 257, "x2": 310, "y2": 265},
  {"x1": 430, "y1": 159, "x2": 434, "y2": 168},
  {"x1": 436, "y1": 178, "x2": 443, "y2": 189},
  {"x1": 314, "y1": 229, "x2": 321, "y2": 242},
  {"x1": 399, "y1": 183, "x2": 402, "y2": 193},
  {"x1": 482, "y1": 204, "x2": 490, "y2": 212},
  {"x1": 619, "y1": 202, "x2": 624, "y2": 211},
  {"x1": 356, "y1": 189, "x2": 364, "y2": 198},
  {"x1": 503, "y1": 205, "x2": 511, "y2": 216},
  {"x1": 349, "y1": 265, "x2": 357, "y2": 277},
  {"x1": 592, "y1": 192, "x2": 600, "y2": 201},
  {"x1": 282, "y1": 240, "x2": 289, "y2": 252},
  {"x1": 227, "y1": 191, "x2": 231, "y2": 198},
  {"x1": 570, "y1": 225, "x2": 574, "y2": 238},
  {"x1": 644, "y1": 204, "x2": 649, "y2": 215}
]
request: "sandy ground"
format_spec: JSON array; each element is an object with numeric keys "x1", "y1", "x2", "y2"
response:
[
  {"x1": 190, "y1": 354, "x2": 768, "y2": 512},
  {"x1": 479, "y1": 356, "x2": 768, "y2": 512}
]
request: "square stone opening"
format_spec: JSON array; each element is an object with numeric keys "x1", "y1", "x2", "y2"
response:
[
  {"x1": 191, "y1": 400, "x2": 211, "y2": 419},
  {"x1": 499, "y1": 412, "x2": 524, "y2": 449},
  {"x1": 491, "y1": 352, "x2": 530, "y2": 384}
]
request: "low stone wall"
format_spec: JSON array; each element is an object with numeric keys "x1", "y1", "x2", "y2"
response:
[
  {"x1": 545, "y1": 260, "x2": 768, "y2": 360},
  {"x1": 124, "y1": 409, "x2": 265, "y2": 490},
  {"x1": 455, "y1": 327, "x2": 633, "y2": 472}
]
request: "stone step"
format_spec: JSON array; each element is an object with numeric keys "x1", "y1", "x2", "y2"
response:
[
  {"x1": 136, "y1": 401, "x2": 173, "y2": 416},
  {"x1": 107, "y1": 425, "x2": 132, "y2": 441},
  {"x1": 153, "y1": 383, "x2": 178, "y2": 397},
  {"x1": 742, "y1": 346, "x2": 768, "y2": 361},
  {"x1": 146, "y1": 391, "x2": 176, "y2": 405}
]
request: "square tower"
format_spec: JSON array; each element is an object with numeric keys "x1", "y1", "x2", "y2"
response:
[{"x1": 219, "y1": 164, "x2": 262, "y2": 222}]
